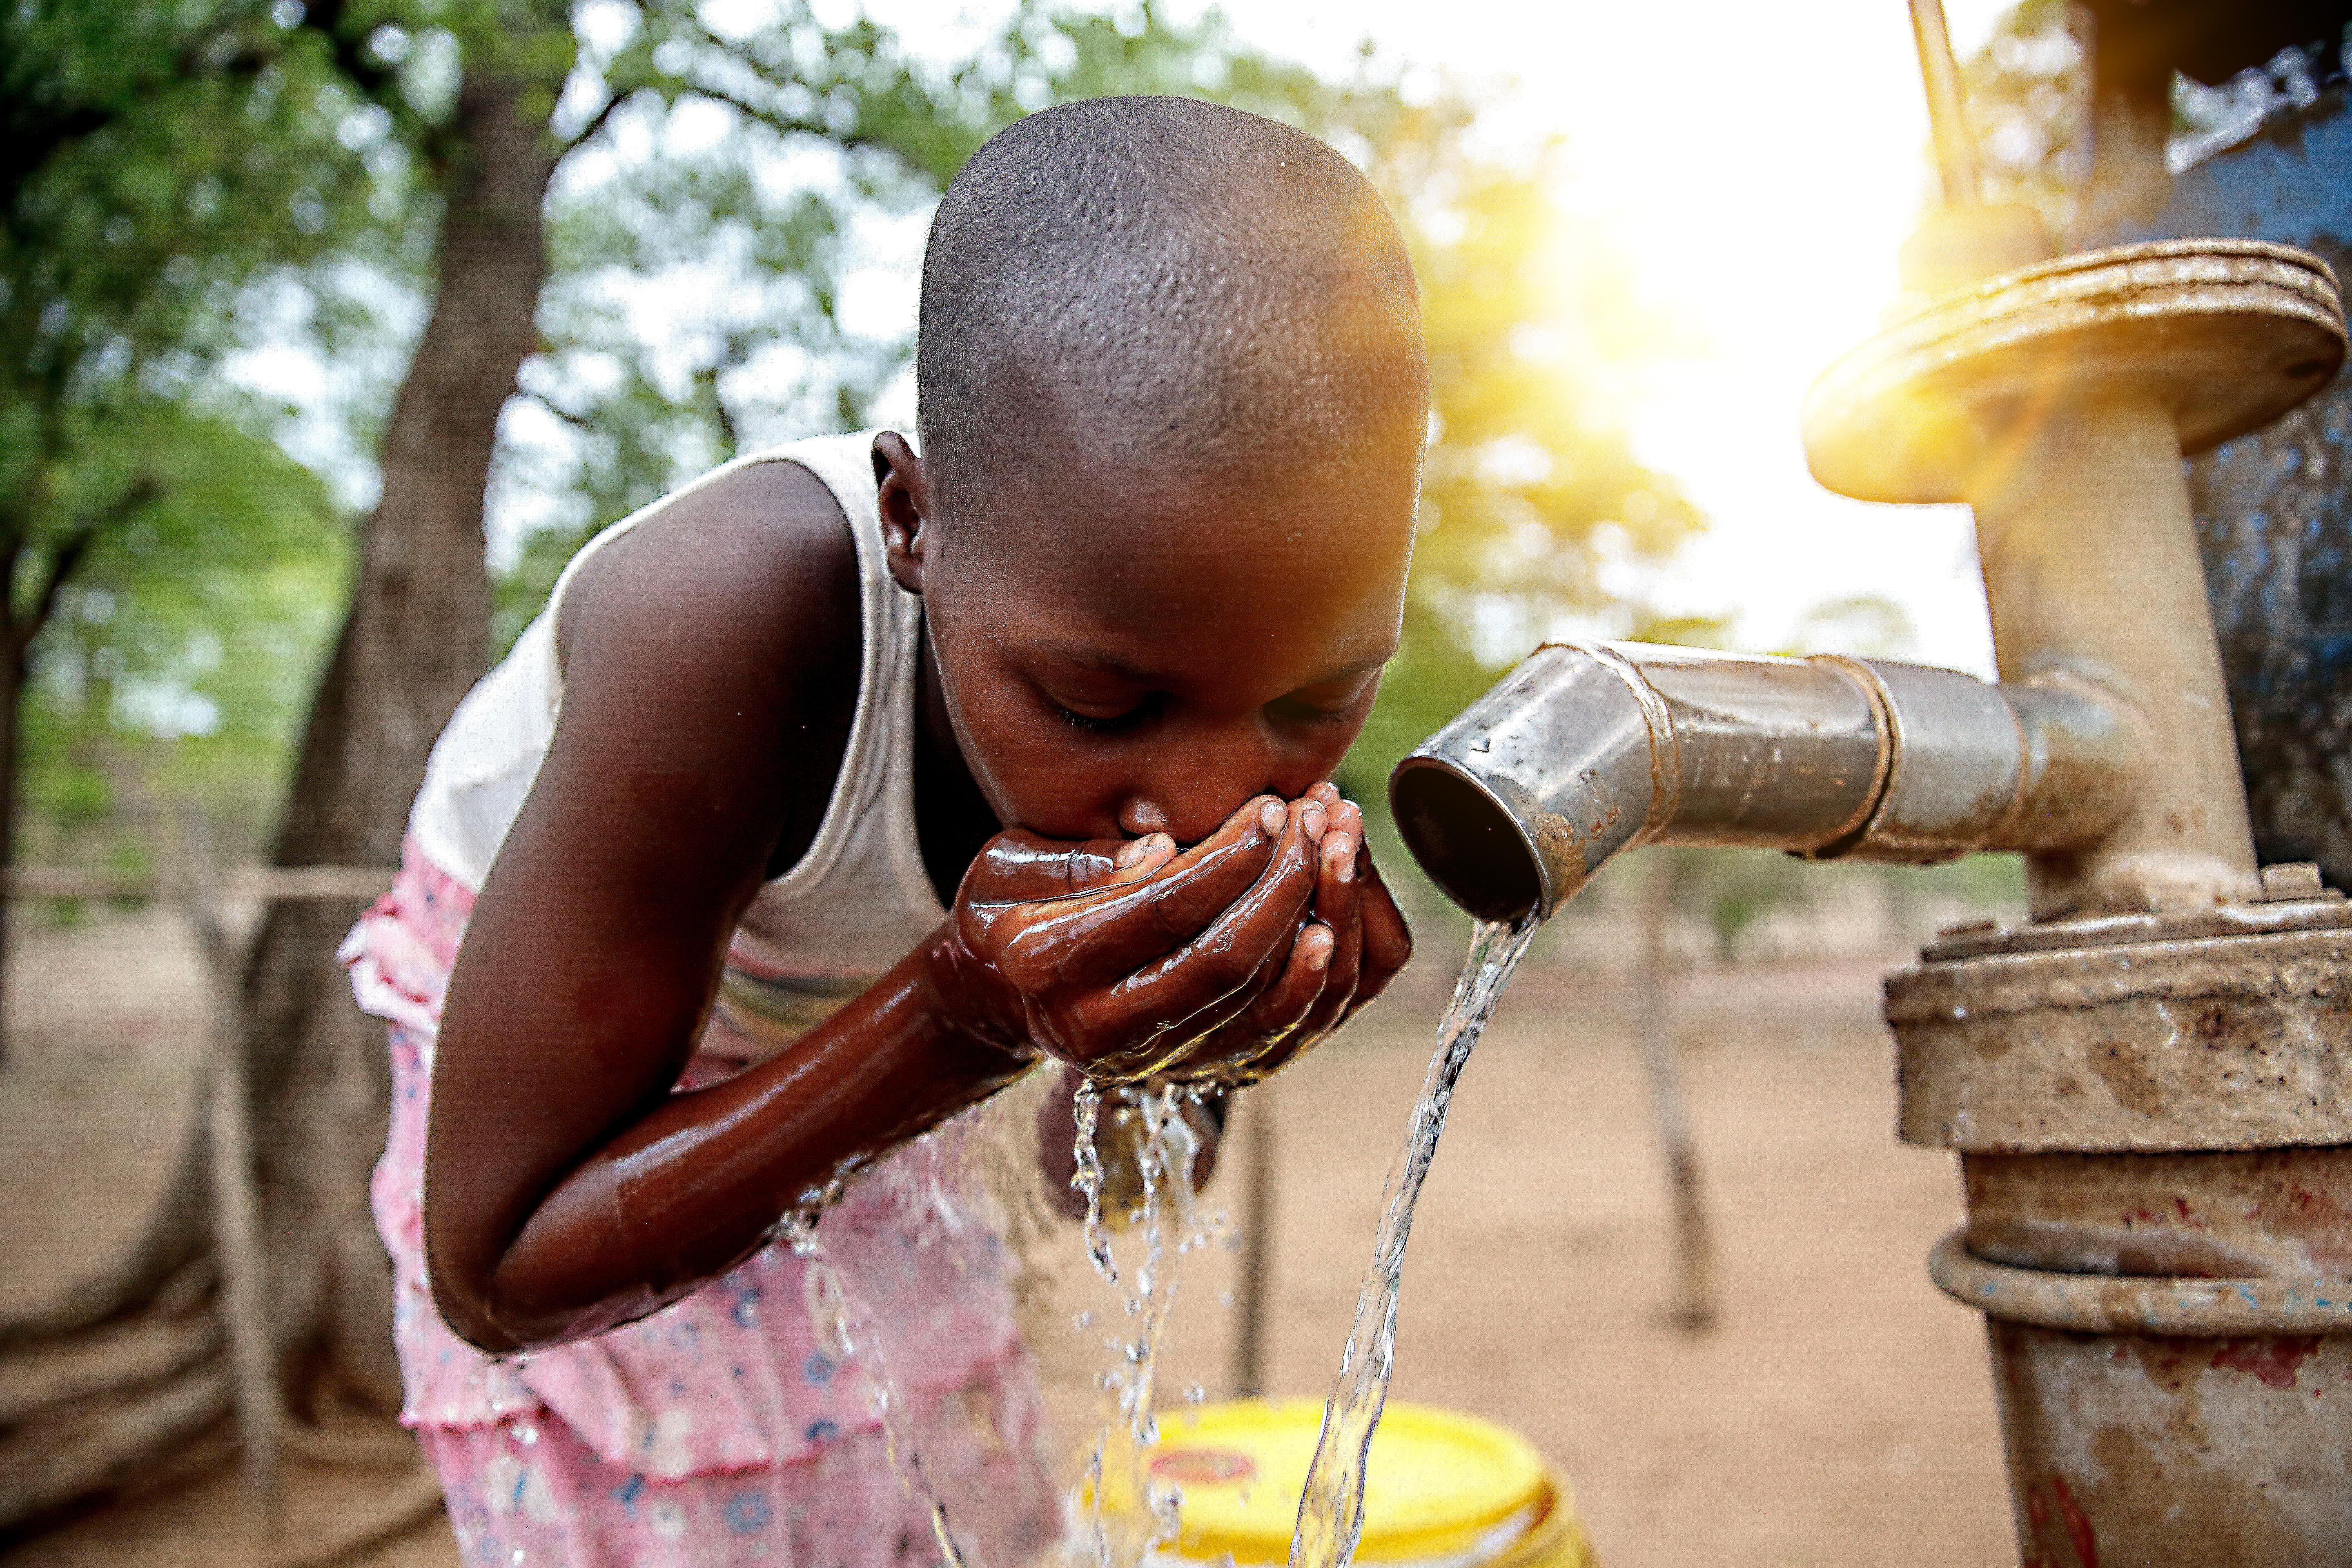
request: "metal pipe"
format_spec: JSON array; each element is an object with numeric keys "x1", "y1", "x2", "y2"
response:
[
  {"x1": 1972, "y1": 394, "x2": 2265, "y2": 914},
  {"x1": 1390, "y1": 641, "x2": 2139, "y2": 924},
  {"x1": 1388, "y1": 235, "x2": 2346, "y2": 1561},
  {"x1": 1797, "y1": 241, "x2": 2349, "y2": 1561}
]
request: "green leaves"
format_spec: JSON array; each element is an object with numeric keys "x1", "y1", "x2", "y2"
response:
[
  {"x1": 6, "y1": 0, "x2": 369, "y2": 858},
  {"x1": 12, "y1": 0, "x2": 1713, "y2": 887},
  {"x1": 3, "y1": 2, "x2": 380, "y2": 399},
  {"x1": 20, "y1": 394, "x2": 345, "y2": 857}
]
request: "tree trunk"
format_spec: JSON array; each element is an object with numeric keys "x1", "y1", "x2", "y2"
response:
[
  {"x1": 1, "y1": 643, "x2": 20, "y2": 1069},
  {"x1": 0, "y1": 63, "x2": 558, "y2": 1533},
  {"x1": 242, "y1": 63, "x2": 556, "y2": 1406},
  {"x1": 1632, "y1": 851, "x2": 1715, "y2": 1334}
]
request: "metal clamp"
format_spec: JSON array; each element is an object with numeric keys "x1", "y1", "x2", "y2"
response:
[{"x1": 1929, "y1": 1229, "x2": 2352, "y2": 1336}]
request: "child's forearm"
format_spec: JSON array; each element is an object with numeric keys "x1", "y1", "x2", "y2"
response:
[{"x1": 429, "y1": 934, "x2": 1028, "y2": 1354}]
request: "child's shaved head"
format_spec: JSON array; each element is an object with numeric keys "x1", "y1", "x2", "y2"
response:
[
  {"x1": 881, "y1": 97, "x2": 1423, "y2": 851},
  {"x1": 916, "y1": 96, "x2": 1427, "y2": 514}
]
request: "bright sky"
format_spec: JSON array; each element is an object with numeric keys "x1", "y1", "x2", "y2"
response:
[{"x1": 1205, "y1": 0, "x2": 2017, "y2": 675}]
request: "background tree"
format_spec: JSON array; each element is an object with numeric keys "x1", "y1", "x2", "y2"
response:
[
  {"x1": 0, "y1": 1, "x2": 379, "y2": 1056},
  {"x1": 22, "y1": 409, "x2": 349, "y2": 871}
]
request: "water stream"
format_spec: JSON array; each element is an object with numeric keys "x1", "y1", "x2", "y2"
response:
[
  {"x1": 782, "y1": 1194, "x2": 976, "y2": 1568},
  {"x1": 784, "y1": 1073, "x2": 1225, "y2": 1568},
  {"x1": 786, "y1": 909, "x2": 1537, "y2": 1568},
  {"x1": 1069, "y1": 1080, "x2": 1223, "y2": 1568},
  {"x1": 1290, "y1": 915, "x2": 1542, "y2": 1568}
]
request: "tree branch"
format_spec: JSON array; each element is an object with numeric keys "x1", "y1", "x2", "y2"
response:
[
  {"x1": 9, "y1": 526, "x2": 96, "y2": 666},
  {"x1": 559, "y1": 85, "x2": 631, "y2": 156},
  {"x1": 674, "y1": 81, "x2": 848, "y2": 151},
  {"x1": 694, "y1": 363, "x2": 741, "y2": 459},
  {"x1": 522, "y1": 389, "x2": 597, "y2": 434},
  {"x1": 297, "y1": 0, "x2": 436, "y2": 154},
  {"x1": 8, "y1": 476, "x2": 158, "y2": 664}
]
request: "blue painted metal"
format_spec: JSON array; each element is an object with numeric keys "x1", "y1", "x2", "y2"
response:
[{"x1": 2088, "y1": 82, "x2": 2352, "y2": 888}]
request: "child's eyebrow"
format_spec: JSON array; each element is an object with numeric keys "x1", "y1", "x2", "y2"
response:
[
  {"x1": 1034, "y1": 641, "x2": 1396, "y2": 691},
  {"x1": 1031, "y1": 642, "x2": 1159, "y2": 683},
  {"x1": 1298, "y1": 649, "x2": 1397, "y2": 688}
]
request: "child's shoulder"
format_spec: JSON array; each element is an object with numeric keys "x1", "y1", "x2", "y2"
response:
[
  {"x1": 556, "y1": 456, "x2": 865, "y2": 680},
  {"x1": 539, "y1": 454, "x2": 871, "y2": 873}
]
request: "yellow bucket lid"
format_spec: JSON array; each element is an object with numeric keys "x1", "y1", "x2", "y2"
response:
[{"x1": 1136, "y1": 1398, "x2": 1548, "y2": 1565}]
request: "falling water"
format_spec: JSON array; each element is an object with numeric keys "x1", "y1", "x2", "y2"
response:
[
  {"x1": 781, "y1": 1198, "x2": 976, "y2": 1568},
  {"x1": 1071, "y1": 1082, "x2": 1117, "y2": 1281},
  {"x1": 1069, "y1": 1079, "x2": 1224, "y2": 1568},
  {"x1": 1290, "y1": 915, "x2": 1542, "y2": 1568},
  {"x1": 785, "y1": 1074, "x2": 1227, "y2": 1568}
]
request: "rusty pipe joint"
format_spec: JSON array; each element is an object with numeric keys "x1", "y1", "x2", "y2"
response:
[{"x1": 1390, "y1": 641, "x2": 2140, "y2": 924}]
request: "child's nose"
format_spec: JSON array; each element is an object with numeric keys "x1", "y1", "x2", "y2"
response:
[
  {"x1": 1120, "y1": 728, "x2": 1290, "y2": 846},
  {"x1": 1117, "y1": 800, "x2": 1172, "y2": 837},
  {"x1": 1122, "y1": 793, "x2": 1247, "y2": 849}
]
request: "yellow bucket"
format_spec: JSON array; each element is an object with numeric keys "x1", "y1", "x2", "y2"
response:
[{"x1": 1131, "y1": 1398, "x2": 1594, "y2": 1568}]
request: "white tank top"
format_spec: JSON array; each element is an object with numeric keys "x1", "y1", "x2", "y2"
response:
[{"x1": 407, "y1": 431, "x2": 947, "y2": 1058}]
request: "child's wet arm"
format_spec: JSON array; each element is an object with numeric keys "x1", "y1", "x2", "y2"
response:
[
  {"x1": 442, "y1": 936, "x2": 1031, "y2": 1352},
  {"x1": 430, "y1": 818, "x2": 1253, "y2": 1352},
  {"x1": 421, "y1": 465, "x2": 899, "y2": 1353}
]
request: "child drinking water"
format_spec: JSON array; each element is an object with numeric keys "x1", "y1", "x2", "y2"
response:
[{"x1": 342, "y1": 95, "x2": 1426, "y2": 1566}]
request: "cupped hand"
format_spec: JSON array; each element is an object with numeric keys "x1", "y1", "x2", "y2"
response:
[
  {"x1": 927, "y1": 784, "x2": 1412, "y2": 1085},
  {"x1": 1170, "y1": 782, "x2": 1414, "y2": 1085},
  {"x1": 929, "y1": 793, "x2": 1326, "y2": 1082}
]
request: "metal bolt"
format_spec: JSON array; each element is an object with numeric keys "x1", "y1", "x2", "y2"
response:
[{"x1": 2258, "y1": 862, "x2": 2328, "y2": 901}]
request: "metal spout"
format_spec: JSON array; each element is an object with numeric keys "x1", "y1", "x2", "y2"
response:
[{"x1": 1391, "y1": 640, "x2": 2139, "y2": 924}]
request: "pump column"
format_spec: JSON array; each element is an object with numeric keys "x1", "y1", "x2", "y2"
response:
[
  {"x1": 1806, "y1": 239, "x2": 2352, "y2": 1566},
  {"x1": 1970, "y1": 390, "x2": 2259, "y2": 915}
]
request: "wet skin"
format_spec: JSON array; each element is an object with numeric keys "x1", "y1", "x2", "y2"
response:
[{"x1": 425, "y1": 435, "x2": 1417, "y2": 1352}]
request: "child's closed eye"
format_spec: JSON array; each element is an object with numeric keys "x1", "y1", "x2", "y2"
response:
[
  {"x1": 1053, "y1": 694, "x2": 1156, "y2": 735},
  {"x1": 1265, "y1": 696, "x2": 1360, "y2": 726},
  {"x1": 1267, "y1": 678, "x2": 1378, "y2": 727}
]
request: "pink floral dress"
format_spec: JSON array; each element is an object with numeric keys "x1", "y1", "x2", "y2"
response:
[{"x1": 343, "y1": 844, "x2": 1062, "y2": 1568}]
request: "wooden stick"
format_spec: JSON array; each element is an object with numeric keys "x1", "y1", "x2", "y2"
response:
[
  {"x1": 1229, "y1": 1079, "x2": 1277, "y2": 1398},
  {"x1": 276, "y1": 1423, "x2": 421, "y2": 1470},
  {"x1": 182, "y1": 812, "x2": 285, "y2": 1533},
  {"x1": 4, "y1": 866, "x2": 392, "y2": 901},
  {"x1": 1633, "y1": 851, "x2": 1717, "y2": 1334}
]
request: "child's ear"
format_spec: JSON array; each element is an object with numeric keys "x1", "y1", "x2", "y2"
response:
[{"x1": 873, "y1": 431, "x2": 931, "y2": 596}]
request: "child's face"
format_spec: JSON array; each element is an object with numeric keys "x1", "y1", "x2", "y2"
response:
[{"x1": 883, "y1": 435, "x2": 1418, "y2": 846}]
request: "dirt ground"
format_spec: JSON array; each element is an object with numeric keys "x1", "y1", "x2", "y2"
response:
[{"x1": 3, "y1": 910, "x2": 2016, "y2": 1568}]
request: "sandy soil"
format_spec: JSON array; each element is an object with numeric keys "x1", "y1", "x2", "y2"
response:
[
  {"x1": 0, "y1": 907, "x2": 209, "y2": 1317},
  {"x1": 4, "y1": 912, "x2": 2016, "y2": 1567}
]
